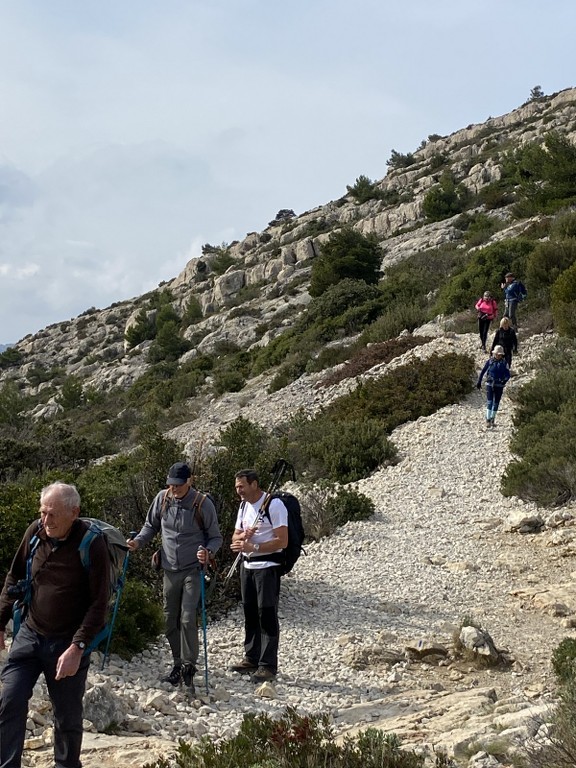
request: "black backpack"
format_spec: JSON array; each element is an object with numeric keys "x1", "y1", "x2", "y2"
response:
[{"x1": 262, "y1": 492, "x2": 306, "y2": 576}]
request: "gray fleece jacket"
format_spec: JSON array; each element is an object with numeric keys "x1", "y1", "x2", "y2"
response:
[{"x1": 134, "y1": 487, "x2": 222, "y2": 571}]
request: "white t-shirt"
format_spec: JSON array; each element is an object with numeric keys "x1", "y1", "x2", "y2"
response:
[{"x1": 234, "y1": 494, "x2": 288, "y2": 570}]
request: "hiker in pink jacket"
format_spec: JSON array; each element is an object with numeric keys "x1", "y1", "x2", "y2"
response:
[{"x1": 475, "y1": 291, "x2": 498, "y2": 352}]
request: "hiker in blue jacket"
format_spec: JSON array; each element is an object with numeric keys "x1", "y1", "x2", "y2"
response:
[
  {"x1": 128, "y1": 462, "x2": 222, "y2": 692},
  {"x1": 500, "y1": 272, "x2": 527, "y2": 330},
  {"x1": 476, "y1": 345, "x2": 511, "y2": 428}
]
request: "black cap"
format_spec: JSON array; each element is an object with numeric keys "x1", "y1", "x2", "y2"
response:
[{"x1": 166, "y1": 462, "x2": 192, "y2": 486}]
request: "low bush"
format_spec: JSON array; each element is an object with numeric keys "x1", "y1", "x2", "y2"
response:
[
  {"x1": 526, "y1": 239, "x2": 576, "y2": 303},
  {"x1": 142, "y1": 707, "x2": 435, "y2": 768},
  {"x1": 0, "y1": 482, "x2": 42, "y2": 579},
  {"x1": 324, "y1": 353, "x2": 475, "y2": 430},
  {"x1": 502, "y1": 340, "x2": 576, "y2": 506},
  {"x1": 300, "y1": 485, "x2": 375, "y2": 541},
  {"x1": 359, "y1": 302, "x2": 429, "y2": 343},
  {"x1": 252, "y1": 280, "x2": 386, "y2": 378},
  {"x1": 552, "y1": 638, "x2": 576, "y2": 685},
  {"x1": 422, "y1": 171, "x2": 469, "y2": 222},
  {"x1": 212, "y1": 369, "x2": 246, "y2": 395},
  {"x1": 551, "y1": 260, "x2": 576, "y2": 337},
  {"x1": 324, "y1": 487, "x2": 375, "y2": 528},
  {"x1": 110, "y1": 579, "x2": 163, "y2": 658},
  {"x1": 346, "y1": 175, "x2": 385, "y2": 204},
  {"x1": 285, "y1": 413, "x2": 397, "y2": 484},
  {"x1": 319, "y1": 336, "x2": 432, "y2": 387},
  {"x1": 523, "y1": 648, "x2": 576, "y2": 767},
  {"x1": 0, "y1": 348, "x2": 23, "y2": 369}
]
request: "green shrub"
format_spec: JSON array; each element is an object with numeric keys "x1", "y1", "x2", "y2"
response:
[
  {"x1": 309, "y1": 229, "x2": 382, "y2": 297},
  {"x1": 551, "y1": 261, "x2": 576, "y2": 337},
  {"x1": 0, "y1": 382, "x2": 26, "y2": 428},
  {"x1": 502, "y1": 346, "x2": 576, "y2": 506},
  {"x1": 478, "y1": 179, "x2": 515, "y2": 210},
  {"x1": 359, "y1": 302, "x2": 429, "y2": 343},
  {"x1": 143, "y1": 707, "x2": 427, "y2": 768},
  {"x1": 422, "y1": 172, "x2": 469, "y2": 222},
  {"x1": 56, "y1": 376, "x2": 85, "y2": 409},
  {"x1": 298, "y1": 485, "x2": 376, "y2": 541},
  {"x1": 285, "y1": 414, "x2": 397, "y2": 483},
  {"x1": 525, "y1": 238, "x2": 576, "y2": 305},
  {"x1": 508, "y1": 132, "x2": 576, "y2": 216},
  {"x1": 319, "y1": 336, "x2": 431, "y2": 387},
  {"x1": 502, "y1": 407, "x2": 576, "y2": 506},
  {"x1": 0, "y1": 483, "x2": 40, "y2": 579},
  {"x1": 125, "y1": 308, "x2": 156, "y2": 348},
  {"x1": 325, "y1": 353, "x2": 475, "y2": 430},
  {"x1": 109, "y1": 579, "x2": 163, "y2": 658},
  {"x1": 346, "y1": 175, "x2": 385, "y2": 204},
  {"x1": 208, "y1": 247, "x2": 235, "y2": 275},
  {"x1": 551, "y1": 209, "x2": 576, "y2": 240},
  {"x1": 213, "y1": 369, "x2": 246, "y2": 395},
  {"x1": 305, "y1": 344, "x2": 357, "y2": 375},
  {"x1": 459, "y1": 212, "x2": 499, "y2": 246},
  {"x1": 0, "y1": 347, "x2": 23, "y2": 369},
  {"x1": 553, "y1": 638, "x2": 576, "y2": 685},
  {"x1": 386, "y1": 149, "x2": 416, "y2": 170},
  {"x1": 324, "y1": 487, "x2": 375, "y2": 528},
  {"x1": 252, "y1": 280, "x2": 386, "y2": 377},
  {"x1": 181, "y1": 296, "x2": 203, "y2": 327}
]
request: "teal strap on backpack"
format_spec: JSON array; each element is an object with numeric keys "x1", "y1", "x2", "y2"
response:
[{"x1": 11, "y1": 530, "x2": 42, "y2": 638}]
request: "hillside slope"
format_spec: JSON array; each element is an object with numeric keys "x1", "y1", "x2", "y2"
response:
[{"x1": 12, "y1": 328, "x2": 576, "y2": 768}]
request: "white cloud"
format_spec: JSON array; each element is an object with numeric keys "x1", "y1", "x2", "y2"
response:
[{"x1": 0, "y1": 0, "x2": 575, "y2": 342}]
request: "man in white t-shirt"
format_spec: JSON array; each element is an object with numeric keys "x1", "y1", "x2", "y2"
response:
[{"x1": 229, "y1": 469, "x2": 288, "y2": 683}]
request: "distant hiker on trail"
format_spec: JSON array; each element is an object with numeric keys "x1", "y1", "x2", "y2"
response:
[
  {"x1": 0, "y1": 482, "x2": 110, "y2": 768},
  {"x1": 490, "y1": 316, "x2": 518, "y2": 369},
  {"x1": 475, "y1": 290, "x2": 498, "y2": 352},
  {"x1": 476, "y1": 345, "x2": 511, "y2": 429},
  {"x1": 500, "y1": 272, "x2": 527, "y2": 330},
  {"x1": 128, "y1": 462, "x2": 222, "y2": 693},
  {"x1": 229, "y1": 469, "x2": 288, "y2": 683}
]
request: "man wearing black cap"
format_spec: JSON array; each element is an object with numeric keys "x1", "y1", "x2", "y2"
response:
[{"x1": 128, "y1": 462, "x2": 222, "y2": 691}]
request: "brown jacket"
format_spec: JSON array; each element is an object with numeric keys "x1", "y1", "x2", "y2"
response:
[{"x1": 0, "y1": 518, "x2": 110, "y2": 646}]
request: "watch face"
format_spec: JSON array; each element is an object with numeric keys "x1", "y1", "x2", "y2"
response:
[{"x1": 77, "y1": 641, "x2": 86, "y2": 650}]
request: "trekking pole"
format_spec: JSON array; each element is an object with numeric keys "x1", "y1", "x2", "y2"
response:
[
  {"x1": 101, "y1": 530, "x2": 136, "y2": 670},
  {"x1": 199, "y1": 562, "x2": 209, "y2": 694},
  {"x1": 224, "y1": 459, "x2": 293, "y2": 584}
]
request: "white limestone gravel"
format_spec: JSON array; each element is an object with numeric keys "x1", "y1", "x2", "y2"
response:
[{"x1": 16, "y1": 330, "x2": 576, "y2": 766}]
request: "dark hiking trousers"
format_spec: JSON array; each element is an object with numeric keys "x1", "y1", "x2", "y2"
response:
[
  {"x1": 240, "y1": 565, "x2": 281, "y2": 673},
  {"x1": 0, "y1": 623, "x2": 90, "y2": 768},
  {"x1": 478, "y1": 318, "x2": 491, "y2": 348}
]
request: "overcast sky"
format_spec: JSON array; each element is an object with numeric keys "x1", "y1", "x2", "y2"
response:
[{"x1": 0, "y1": 1, "x2": 574, "y2": 344}]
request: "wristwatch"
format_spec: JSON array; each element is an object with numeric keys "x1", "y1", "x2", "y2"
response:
[
  {"x1": 73, "y1": 641, "x2": 86, "y2": 651},
  {"x1": 253, "y1": 543, "x2": 260, "y2": 553}
]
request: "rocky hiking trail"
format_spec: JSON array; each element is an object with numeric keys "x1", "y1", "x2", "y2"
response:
[{"x1": 15, "y1": 329, "x2": 576, "y2": 767}]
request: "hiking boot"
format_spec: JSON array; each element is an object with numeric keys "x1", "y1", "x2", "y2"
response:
[
  {"x1": 251, "y1": 667, "x2": 276, "y2": 683},
  {"x1": 229, "y1": 659, "x2": 258, "y2": 674},
  {"x1": 161, "y1": 664, "x2": 182, "y2": 686},
  {"x1": 181, "y1": 663, "x2": 196, "y2": 693}
]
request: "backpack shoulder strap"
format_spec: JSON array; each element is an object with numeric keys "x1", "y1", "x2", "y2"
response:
[
  {"x1": 78, "y1": 521, "x2": 101, "y2": 571},
  {"x1": 192, "y1": 491, "x2": 206, "y2": 530}
]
